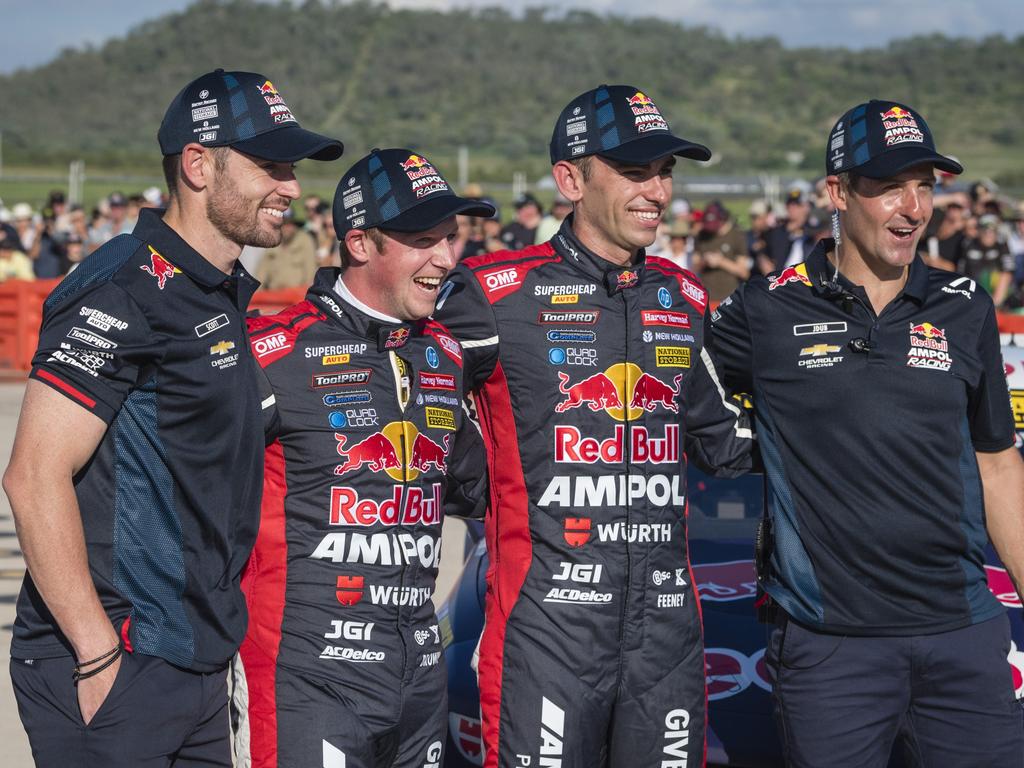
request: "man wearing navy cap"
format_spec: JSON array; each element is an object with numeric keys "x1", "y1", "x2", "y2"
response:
[
  {"x1": 434, "y1": 86, "x2": 754, "y2": 767},
  {"x1": 236, "y1": 149, "x2": 492, "y2": 768},
  {"x1": 712, "y1": 101, "x2": 1024, "y2": 766},
  {"x1": 4, "y1": 69, "x2": 340, "y2": 767}
]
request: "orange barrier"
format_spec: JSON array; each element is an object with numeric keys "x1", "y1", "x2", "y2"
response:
[{"x1": 0, "y1": 277, "x2": 1020, "y2": 374}]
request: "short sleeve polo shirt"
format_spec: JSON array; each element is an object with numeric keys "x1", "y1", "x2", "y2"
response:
[{"x1": 12, "y1": 208, "x2": 264, "y2": 671}]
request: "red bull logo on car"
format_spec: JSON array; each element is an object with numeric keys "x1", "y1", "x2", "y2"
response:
[
  {"x1": 986, "y1": 565, "x2": 1022, "y2": 609},
  {"x1": 555, "y1": 363, "x2": 680, "y2": 418},
  {"x1": 767, "y1": 264, "x2": 812, "y2": 291},
  {"x1": 334, "y1": 421, "x2": 450, "y2": 481},
  {"x1": 693, "y1": 559, "x2": 758, "y2": 602},
  {"x1": 705, "y1": 647, "x2": 771, "y2": 701},
  {"x1": 139, "y1": 245, "x2": 181, "y2": 290}
]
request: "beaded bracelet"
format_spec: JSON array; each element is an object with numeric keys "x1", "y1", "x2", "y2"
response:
[{"x1": 72, "y1": 642, "x2": 123, "y2": 683}]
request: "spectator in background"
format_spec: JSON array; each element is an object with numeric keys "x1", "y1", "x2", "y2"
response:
[
  {"x1": 764, "y1": 188, "x2": 816, "y2": 270},
  {"x1": 1008, "y1": 203, "x2": 1024, "y2": 304},
  {"x1": 312, "y1": 201, "x2": 340, "y2": 268},
  {"x1": 0, "y1": 236, "x2": 35, "y2": 281},
  {"x1": 692, "y1": 200, "x2": 751, "y2": 302},
  {"x1": 47, "y1": 192, "x2": 72, "y2": 236},
  {"x1": 961, "y1": 214, "x2": 1014, "y2": 309},
  {"x1": 659, "y1": 219, "x2": 693, "y2": 269},
  {"x1": 255, "y1": 208, "x2": 318, "y2": 290},
  {"x1": 748, "y1": 199, "x2": 775, "y2": 275},
  {"x1": 88, "y1": 192, "x2": 132, "y2": 250},
  {"x1": 920, "y1": 202, "x2": 967, "y2": 271},
  {"x1": 31, "y1": 209, "x2": 68, "y2": 278},
  {"x1": 64, "y1": 233, "x2": 86, "y2": 273},
  {"x1": 501, "y1": 192, "x2": 542, "y2": 250},
  {"x1": 535, "y1": 192, "x2": 572, "y2": 243},
  {"x1": 12, "y1": 204, "x2": 37, "y2": 253},
  {"x1": 142, "y1": 187, "x2": 164, "y2": 209},
  {"x1": 463, "y1": 197, "x2": 503, "y2": 258}
]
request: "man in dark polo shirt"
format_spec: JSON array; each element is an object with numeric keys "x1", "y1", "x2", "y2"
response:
[
  {"x1": 712, "y1": 101, "x2": 1024, "y2": 767},
  {"x1": 3, "y1": 69, "x2": 341, "y2": 767}
]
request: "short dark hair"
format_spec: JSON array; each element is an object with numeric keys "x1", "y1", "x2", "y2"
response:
[
  {"x1": 162, "y1": 147, "x2": 231, "y2": 199},
  {"x1": 570, "y1": 156, "x2": 592, "y2": 182}
]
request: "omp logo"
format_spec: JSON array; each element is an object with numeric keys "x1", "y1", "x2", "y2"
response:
[
  {"x1": 663, "y1": 709, "x2": 691, "y2": 766},
  {"x1": 483, "y1": 268, "x2": 520, "y2": 293},
  {"x1": 253, "y1": 332, "x2": 290, "y2": 358},
  {"x1": 324, "y1": 620, "x2": 374, "y2": 640}
]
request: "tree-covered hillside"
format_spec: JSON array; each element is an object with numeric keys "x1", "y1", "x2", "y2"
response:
[{"x1": 2, "y1": 0, "x2": 1022, "y2": 183}]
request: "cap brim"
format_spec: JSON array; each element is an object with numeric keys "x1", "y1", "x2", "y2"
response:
[
  {"x1": 232, "y1": 125, "x2": 344, "y2": 163},
  {"x1": 855, "y1": 147, "x2": 963, "y2": 179},
  {"x1": 598, "y1": 133, "x2": 712, "y2": 165},
  {"x1": 379, "y1": 195, "x2": 497, "y2": 233}
]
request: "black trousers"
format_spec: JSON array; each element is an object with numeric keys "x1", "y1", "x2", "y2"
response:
[
  {"x1": 10, "y1": 651, "x2": 230, "y2": 767},
  {"x1": 766, "y1": 613, "x2": 1024, "y2": 768}
]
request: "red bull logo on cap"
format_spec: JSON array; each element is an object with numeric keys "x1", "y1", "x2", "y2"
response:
[
  {"x1": 139, "y1": 245, "x2": 181, "y2": 290},
  {"x1": 334, "y1": 421, "x2": 450, "y2": 481},
  {"x1": 628, "y1": 91, "x2": 654, "y2": 107},
  {"x1": 259, "y1": 80, "x2": 279, "y2": 96},
  {"x1": 767, "y1": 264, "x2": 812, "y2": 291},
  {"x1": 401, "y1": 154, "x2": 429, "y2": 171},
  {"x1": 554, "y1": 363, "x2": 680, "y2": 419},
  {"x1": 880, "y1": 105, "x2": 911, "y2": 121}
]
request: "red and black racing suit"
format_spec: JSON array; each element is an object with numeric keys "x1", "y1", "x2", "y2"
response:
[
  {"x1": 434, "y1": 220, "x2": 754, "y2": 767},
  {"x1": 236, "y1": 268, "x2": 485, "y2": 768}
]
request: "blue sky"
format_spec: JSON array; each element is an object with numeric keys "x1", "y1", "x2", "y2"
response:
[{"x1": 1, "y1": 0, "x2": 1021, "y2": 74}]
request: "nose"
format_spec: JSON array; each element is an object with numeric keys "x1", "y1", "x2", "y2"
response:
[
  {"x1": 432, "y1": 238, "x2": 457, "y2": 271},
  {"x1": 277, "y1": 173, "x2": 302, "y2": 201},
  {"x1": 898, "y1": 184, "x2": 928, "y2": 223},
  {"x1": 643, "y1": 173, "x2": 672, "y2": 207}
]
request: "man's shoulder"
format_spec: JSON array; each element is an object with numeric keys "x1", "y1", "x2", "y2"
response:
[
  {"x1": 42, "y1": 233, "x2": 146, "y2": 313},
  {"x1": 455, "y1": 242, "x2": 561, "y2": 304},
  {"x1": 924, "y1": 267, "x2": 997, "y2": 313},
  {"x1": 460, "y1": 241, "x2": 558, "y2": 272},
  {"x1": 247, "y1": 299, "x2": 326, "y2": 368}
]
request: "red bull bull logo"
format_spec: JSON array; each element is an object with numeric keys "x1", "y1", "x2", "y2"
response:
[
  {"x1": 401, "y1": 154, "x2": 429, "y2": 171},
  {"x1": 384, "y1": 327, "x2": 410, "y2": 349},
  {"x1": 880, "y1": 105, "x2": 910, "y2": 120},
  {"x1": 616, "y1": 270, "x2": 639, "y2": 290},
  {"x1": 259, "y1": 80, "x2": 279, "y2": 95},
  {"x1": 908, "y1": 322, "x2": 946, "y2": 341},
  {"x1": 628, "y1": 92, "x2": 654, "y2": 107},
  {"x1": 334, "y1": 421, "x2": 450, "y2": 481},
  {"x1": 767, "y1": 264, "x2": 812, "y2": 291},
  {"x1": 564, "y1": 517, "x2": 591, "y2": 548},
  {"x1": 139, "y1": 245, "x2": 181, "y2": 290},
  {"x1": 555, "y1": 363, "x2": 679, "y2": 419}
]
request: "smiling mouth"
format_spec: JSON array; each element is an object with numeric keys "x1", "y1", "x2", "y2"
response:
[
  {"x1": 260, "y1": 207, "x2": 286, "y2": 221},
  {"x1": 413, "y1": 276, "x2": 442, "y2": 290},
  {"x1": 888, "y1": 225, "x2": 917, "y2": 241}
]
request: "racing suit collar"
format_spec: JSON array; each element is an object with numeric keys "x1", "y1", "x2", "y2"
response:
[
  {"x1": 550, "y1": 215, "x2": 646, "y2": 296},
  {"x1": 305, "y1": 267, "x2": 424, "y2": 350},
  {"x1": 805, "y1": 237, "x2": 928, "y2": 305}
]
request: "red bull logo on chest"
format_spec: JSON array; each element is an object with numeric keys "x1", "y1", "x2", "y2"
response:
[
  {"x1": 767, "y1": 264, "x2": 812, "y2": 291},
  {"x1": 334, "y1": 421, "x2": 450, "y2": 481},
  {"x1": 139, "y1": 245, "x2": 181, "y2": 290},
  {"x1": 554, "y1": 363, "x2": 681, "y2": 418}
]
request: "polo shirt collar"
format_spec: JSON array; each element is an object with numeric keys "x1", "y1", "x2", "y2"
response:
[
  {"x1": 805, "y1": 237, "x2": 929, "y2": 304},
  {"x1": 132, "y1": 208, "x2": 248, "y2": 290}
]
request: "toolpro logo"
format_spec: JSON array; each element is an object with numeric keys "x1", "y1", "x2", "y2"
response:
[
  {"x1": 554, "y1": 364, "x2": 681, "y2": 416},
  {"x1": 767, "y1": 264, "x2": 812, "y2": 291},
  {"x1": 334, "y1": 422, "x2": 450, "y2": 480},
  {"x1": 139, "y1": 245, "x2": 181, "y2": 289}
]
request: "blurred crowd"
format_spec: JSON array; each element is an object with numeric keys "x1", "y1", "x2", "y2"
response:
[{"x1": 3, "y1": 170, "x2": 1023, "y2": 311}]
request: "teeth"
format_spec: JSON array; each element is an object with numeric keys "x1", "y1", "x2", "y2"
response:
[
  {"x1": 261, "y1": 208, "x2": 285, "y2": 219},
  {"x1": 414, "y1": 277, "x2": 441, "y2": 288},
  {"x1": 633, "y1": 211, "x2": 660, "y2": 221}
]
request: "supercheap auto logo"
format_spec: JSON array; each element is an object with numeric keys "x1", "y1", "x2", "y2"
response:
[
  {"x1": 334, "y1": 421, "x2": 449, "y2": 481},
  {"x1": 555, "y1": 362, "x2": 681, "y2": 418}
]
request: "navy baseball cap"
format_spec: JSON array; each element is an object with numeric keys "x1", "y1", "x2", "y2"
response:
[
  {"x1": 333, "y1": 148, "x2": 496, "y2": 235},
  {"x1": 549, "y1": 84, "x2": 711, "y2": 166},
  {"x1": 826, "y1": 100, "x2": 962, "y2": 179},
  {"x1": 158, "y1": 69, "x2": 343, "y2": 162}
]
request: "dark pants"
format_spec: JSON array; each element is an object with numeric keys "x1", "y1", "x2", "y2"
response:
[
  {"x1": 766, "y1": 613, "x2": 1024, "y2": 768},
  {"x1": 10, "y1": 651, "x2": 231, "y2": 767}
]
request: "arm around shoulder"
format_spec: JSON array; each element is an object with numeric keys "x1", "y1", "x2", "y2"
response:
[{"x1": 979, "y1": 446, "x2": 1024, "y2": 599}]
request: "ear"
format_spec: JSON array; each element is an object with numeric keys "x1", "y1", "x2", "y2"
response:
[
  {"x1": 825, "y1": 175, "x2": 848, "y2": 213},
  {"x1": 180, "y1": 143, "x2": 214, "y2": 192},
  {"x1": 344, "y1": 230, "x2": 374, "y2": 266},
  {"x1": 552, "y1": 161, "x2": 584, "y2": 204}
]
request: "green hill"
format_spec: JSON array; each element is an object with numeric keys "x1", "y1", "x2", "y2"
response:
[{"x1": 2, "y1": 0, "x2": 1023, "y2": 185}]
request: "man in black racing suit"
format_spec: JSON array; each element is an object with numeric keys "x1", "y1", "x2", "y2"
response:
[
  {"x1": 234, "y1": 149, "x2": 494, "y2": 768},
  {"x1": 434, "y1": 85, "x2": 755, "y2": 768}
]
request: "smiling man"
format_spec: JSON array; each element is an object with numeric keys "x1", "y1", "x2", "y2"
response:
[
  {"x1": 236, "y1": 148, "x2": 493, "y2": 768},
  {"x1": 434, "y1": 85, "x2": 754, "y2": 767},
  {"x1": 3, "y1": 69, "x2": 341, "y2": 767},
  {"x1": 711, "y1": 101, "x2": 1024, "y2": 767}
]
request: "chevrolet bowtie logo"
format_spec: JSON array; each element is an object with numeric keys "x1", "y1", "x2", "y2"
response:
[
  {"x1": 800, "y1": 344, "x2": 841, "y2": 357},
  {"x1": 209, "y1": 340, "x2": 236, "y2": 356}
]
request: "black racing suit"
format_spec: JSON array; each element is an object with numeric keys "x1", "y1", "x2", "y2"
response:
[
  {"x1": 235, "y1": 269, "x2": 485, "y2": 768},
  {"x1": 434, "y1": 220, "x2": 754, "y2": 767}
]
